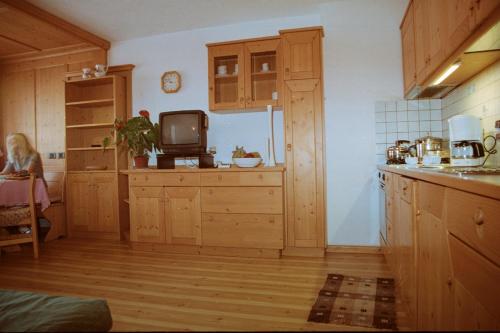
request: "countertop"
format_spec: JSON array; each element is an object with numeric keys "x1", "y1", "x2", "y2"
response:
[
  {"x1": 120, "y1": 164, "x2": 285, "y2": 174},
  {"x1": 378, "y1": 164, "x2": 500, "y2": 200}
]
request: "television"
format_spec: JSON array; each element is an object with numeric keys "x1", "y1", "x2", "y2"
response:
[{"x1": 158, "y1": 110, "x2": 208, "y2": 155}]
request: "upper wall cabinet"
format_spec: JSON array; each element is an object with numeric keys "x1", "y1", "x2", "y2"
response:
[
  {"x1": 401, "y1": 0, "x2": 500, "y2": 98},
  {"x1": 207, "y1": 37, "x2": 282, "y2": 111},
  {"x1": 280, "y1": 28, "x2": 323, "y2": 80}
]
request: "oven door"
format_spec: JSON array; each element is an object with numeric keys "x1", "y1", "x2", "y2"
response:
[{"x1": 379, "y1": 180, "x2": 387, "y2": 243}]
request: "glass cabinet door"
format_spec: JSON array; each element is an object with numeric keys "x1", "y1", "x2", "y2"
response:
[
  {"x1": 244, "y1": 38, "x2": 282, "y2": 108},
  {"x1": 208, "y1": 43, "x2": 245, "y2": 110}
]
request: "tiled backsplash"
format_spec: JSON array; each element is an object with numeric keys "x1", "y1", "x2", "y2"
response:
[{"x1": 374, "y1": 99, "x2": 442, "y2": 164}]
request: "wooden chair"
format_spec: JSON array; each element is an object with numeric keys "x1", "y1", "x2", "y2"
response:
[
  {"x1": 0, "y1": 174, "x2": 39, "y2": 258},
  {"x1": 43, "y1": 171, "x2": 66, "y2": 242}
]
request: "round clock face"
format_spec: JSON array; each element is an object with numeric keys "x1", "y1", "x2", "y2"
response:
[{"x1": 161, "y1": 71, "x2": 181, "y2": 93}]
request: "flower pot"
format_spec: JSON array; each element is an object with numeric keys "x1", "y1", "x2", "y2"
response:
[{"x1": 133, "y1": 156, "x2": 149, "y2": 169}]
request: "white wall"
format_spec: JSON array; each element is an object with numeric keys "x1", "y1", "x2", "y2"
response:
[{"x1": 110, "y1": 0, "x2": 408, "y2": 246}]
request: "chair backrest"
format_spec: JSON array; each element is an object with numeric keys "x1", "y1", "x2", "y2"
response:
[
  {"x1": 44, "y1": 171, "x2": 65, "y2": 203},
  {"x1": 28, "y1": 174, "x2": 36, "y2": 219}
]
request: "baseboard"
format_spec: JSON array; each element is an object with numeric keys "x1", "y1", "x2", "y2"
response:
[
  {"x1": 282, "y1": 247, "x2": 325, "y2": 257},
  {"x1": 326, "y1": 245, "x2": 382, "y2": 254}
]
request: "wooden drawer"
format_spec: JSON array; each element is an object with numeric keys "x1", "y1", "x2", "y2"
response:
[
  {"x1": 129, "y1": 173, "x2": 200, "y2": 187},
  {"x1": 201, "y1": 172, "x2": 282, "y2": 186},
  {"x1": 202, "y1": 213, "x2": 283, "y2": 249},
  {"x1": 446, "y1": 188, "x2": 500, "y2": 265},
  {"x1": 449, "y1": 235, "x2": 500, "y2": 320},
  {"x1": 201, "y1": 187, "x2": 283, "y2": 214},
  {"x1": 399, "y1": 176, "x2": 413, "y2": 204}
]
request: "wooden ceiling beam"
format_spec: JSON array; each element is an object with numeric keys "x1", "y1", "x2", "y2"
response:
[
  {"x1": 0, "y1": 33, "x2": 41, "y2": 51},
  {"x1": 0, "y1": 0, "x2": 110, "y2": 50}
]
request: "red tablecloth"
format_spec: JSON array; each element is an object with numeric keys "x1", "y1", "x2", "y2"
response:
[{"x1": 0, "y1": 178, "x2": 51, "y2": 211}]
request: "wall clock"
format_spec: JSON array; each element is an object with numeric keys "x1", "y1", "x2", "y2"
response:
[{"x1": 161, "y1": 71, "x2": 181, "y2": 93}]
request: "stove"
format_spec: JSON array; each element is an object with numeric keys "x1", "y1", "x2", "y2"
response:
[{"x1": 438, "y1": 167, "x2": 500, "y2": 175}]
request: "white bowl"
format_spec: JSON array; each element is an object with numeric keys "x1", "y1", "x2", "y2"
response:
[
  {"x1": 405, "y1": 156, "x2": 418, "y2": 165},
  {"x1": 232, "y1": 157, "x2": 262, "y2": 168}
]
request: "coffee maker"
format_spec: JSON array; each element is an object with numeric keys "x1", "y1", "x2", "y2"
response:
[{"x1": 448, "y1": 115, "x2": 485, "y2": 167}]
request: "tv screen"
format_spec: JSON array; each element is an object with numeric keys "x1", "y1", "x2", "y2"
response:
[{"x1": 161, "y1": 113, "x2": 200, "y2": 145}]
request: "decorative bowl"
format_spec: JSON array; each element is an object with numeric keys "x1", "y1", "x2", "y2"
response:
[{"x1": 232, "y1": 157, "x2": 262, "y2": 168}]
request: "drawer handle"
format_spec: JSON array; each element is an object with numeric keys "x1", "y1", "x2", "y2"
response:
[
  {"x1": 474, "y1": 209, "x2": 485, "y2": 226},
  {"x1": 217, "y1": 175, "x2": 222, "y2": 181},
  {"x1": 402, "y1": 185, "x2": 408, "y2": 191},
  {"x1": 447, "y1": 278, "x2": 452, "y2": 288},
  {"x1": 179, "y1": 175, "x2": 184, "y2": 182}
]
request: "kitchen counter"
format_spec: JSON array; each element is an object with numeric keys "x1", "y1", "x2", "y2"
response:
[
  {"x1": 120, "y1": 164, "x2": 285, "y2": 174},
  {"x1": 378, "y1": 164, "x2": 500, "y2": 200}
]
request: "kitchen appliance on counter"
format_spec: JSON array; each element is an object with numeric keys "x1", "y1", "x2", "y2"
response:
[
  {"x1": 386, "y1": 140, "x2": 411, "y2": 164},
  {"x1": 410, "y1": 135, "x2": 444, "y2": 163},
  {"x1": 448, "y1": 115, "x2": 485, "y2": 167}
]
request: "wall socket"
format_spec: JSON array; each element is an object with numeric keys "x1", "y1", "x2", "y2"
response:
[
  {"x1": 58, "y1": 152, "x2": 65, "y2": 159},
  {"x1": 47, "y1": 152, "x2": 65, "y2": 159},
  {"x1": 48, "y1": 153, "x2": 57, "y2": 159}
]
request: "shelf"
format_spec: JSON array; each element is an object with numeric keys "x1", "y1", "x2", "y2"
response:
[
  {"x1": 66, "y1": 123, "x2": 115, "y2": 129},
  {"x1": 215, "y1": 74, "x2": 238, "y2": 80},
  {"x1": 66, "y1": 76, "x2": 114, "y2": 87},
  {"x1": 65, "y1": 99, "x2": 114, "y2": 108},
  {"x1": 67, "y1": 147, "x2": 115, "y2": 151},
  {"x1": 251, "y1": 70, "x2": 277, "y2": 76},
  {"x1": 66, "y1": 170, "x2": 115, "y2": 174}
]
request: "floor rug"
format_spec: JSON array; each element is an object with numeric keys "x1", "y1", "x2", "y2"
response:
[{"x1": 307, "y1": 274, "x2": 398, "y2": 330}]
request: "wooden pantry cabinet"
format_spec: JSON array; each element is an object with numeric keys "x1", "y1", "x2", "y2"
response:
[
  {"x1": 127, "y1": 168, "x2": 285, "y2": 258},
  {"x1": 207, "y1": 37, "x2": 282, "y2": 110},
  {"x1": 380, "y1": 167, "x2": 500, "y2": 330},
  {"x1": 280, "y1": 27, "x2": 326, "y2": 256}
]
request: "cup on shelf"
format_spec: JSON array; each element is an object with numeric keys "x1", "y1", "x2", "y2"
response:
[
  {"x1": 217, "y1": 65, "x2": 227, "y2": 75},
  {"x1": 262, "y1": 63, "x2": 269, "y2": 72},
  {"x1": 82, "y1": 67, "x2": 92, "y2": 79}
]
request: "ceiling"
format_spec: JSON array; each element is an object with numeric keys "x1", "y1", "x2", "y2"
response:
[{"x1": 27, "y1": 0, "x2": 333, "y2": 42}]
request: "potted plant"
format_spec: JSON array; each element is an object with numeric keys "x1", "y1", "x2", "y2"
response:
[{"x1": 103, "y1": 110, "x2": 159, "y2": 168}]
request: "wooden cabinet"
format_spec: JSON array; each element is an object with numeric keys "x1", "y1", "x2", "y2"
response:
[
  {"x1": 283, "y1": 78, "x2": 325, "y2": 251},
  {"x1": 130, "y1": 186, "x2": 165, "y2": 243},
  {"x1": 207, "y1": 38, "x2": 281, "y2": 110},
  {"x1": 401, "y1": 1, "x2": 416, "y2": 94},
  {"x1": 280, "y1": 27, "x2": 323, "y2": 80},
  {"x1": 416, "y1": 181, "x2": 454, "y2": 331},
  {"x1": 128, "y1": 169, "x2": 285, "y2": 256},
  {"x1": 164, "y1": 187, "x2": 201, "y2": 246},
  {"x1": 445, "y1": 0, "x2": 475, "y2": 56},
  {"x1": 281, "y1": 27, "x2": 325, "y2": 256},
  {"x1": 66, "y1": 172, "x2": 119, "y2": 239},
  {"x1": 472, "y1": 0, "x2": 500, "y2": 28}
]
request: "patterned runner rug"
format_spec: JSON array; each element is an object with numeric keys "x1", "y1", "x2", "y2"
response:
[{"x1": 307, "y1": 274, "x2": 398, "y2": 330}]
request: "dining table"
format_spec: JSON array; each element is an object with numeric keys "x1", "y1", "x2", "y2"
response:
[{"x1": 0, "y1": 177, "x2": 51, "y2": 211}]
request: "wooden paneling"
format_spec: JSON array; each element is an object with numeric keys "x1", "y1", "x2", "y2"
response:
[
  {"x1": 281, "y1": 28, "x2": 322, "y2": 80},
  {"x1": 0, "y1": 70, "x2": 36, "y2": 146},
  {"x1": 202, "y1": 213, "x2": 283, "y2": 249},
  {"x1": 164, "y1": 187, "x2": 201, "y2": 246},
  {"x1": 130, "y1": 186, "x2": 165, "y2": 243},
  {"x1": 201, "y1": 187, "x2": 282, "y2": 214},
  {"x1": 284, "y1": 78, "x2": 324, "y2": 249},
  {"x1": 401, "y1": 1, "x2": 416, "y2": 94},
  {"x1": 472, "y1": 0, "x2": 500, "y2": 29},
  {"x1": 129, "y1": 173, "x2": 200, "y2": 187}
]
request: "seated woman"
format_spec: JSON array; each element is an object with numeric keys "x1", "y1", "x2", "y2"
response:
[
  {"x1": 1, "y1": 133, "x2": 45, "y2": 183},
  {"x1": 1, "y1": 133, "x2": 49, "y2": 238}
]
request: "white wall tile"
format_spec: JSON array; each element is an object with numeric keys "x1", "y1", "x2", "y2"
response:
[
  {"x1": 386, "y1": 133, "x2": 398, "y2": 144},
  {"x1": 375, "y1": 122, "x2": 386, "y2": 133},
  {"x1": 430, "y1": 99, "x2": 441, "y2": 110},
  {"x1": 375, "y1": 112, "x2": 385, "y2": 122},
  {"x1": 397, "y1": 133, "x2": 409, "y2": 140},
  {"x1": 386, "y1": 122, "x2": 397, "y2": 133},
  {"x1": 418, "y1": 99, "x2": 430, "y2": 110},
  {"x1": 376, "y1": 133, "x2": 386, "y2": 143},
  {"x1": 376, "y1": 144, "x2": 387, "y2": 154},
  {"x1": 386, "y1": 101, "x2": 397, "y2": 111},
  {"x1": 431, "y1": 131, "x2": 443, "y2": 138},
  {"x1": 397, "y1": 100, "x2": 407, "y2": 111},
  {"x1": 386, "y1": 112, "x2": 397, "y2": 122},
  {"x1": 431, "y1": 109, "x2": 441, "y2": 120},
  {"x1": 408, "y1": 100, "x2": 419, "y2": 110},
  {"x1": 431, "y1": 120, "x2": 442, "y2": 131},
  {"x1": 419, "y1": 110, "x2": 430, "y2": 120},
  {"x1": 408, "y1": 110, "x2": 419, "y2": 121},
  {"x1": 397, "y1": 111, "x2": 408, "y2": 121},
  {"x1": 397, "y1": 121, "x2": 408, "y2": 132},
  {"x1": 419, "y1": 121, "x2": 431, "y2": 132},
  {"x1": 375, "y1": 101, "x2": 386, "y2": 113},
  {"x1": 408, "y1": 121, "x2": 419, "y2": 132},
  {"x1": 376, "y1": 155, "x2": 386, "y2": 164},
  {"x1": 409, "y1": 132, "x2": 420, "y2": 141}
]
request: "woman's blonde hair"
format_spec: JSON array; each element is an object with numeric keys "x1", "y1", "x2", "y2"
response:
[{"x1": 6, "y1": 133, "x2": 36, "y2": 164}]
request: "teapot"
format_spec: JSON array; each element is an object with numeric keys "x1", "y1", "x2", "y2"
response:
[{"x1": 94, "y1": 64, "x2": 108, "y2": 77}]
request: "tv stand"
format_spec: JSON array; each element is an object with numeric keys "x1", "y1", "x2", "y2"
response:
[{"x1": 156, "y1": 153, "x2": 215, "y2": 169}]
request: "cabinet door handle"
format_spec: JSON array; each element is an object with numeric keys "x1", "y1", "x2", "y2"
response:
[
  {"x1": 239, "y1": 97, "x2": 244, "y2": 103},
  {"x1": 287, "y1": 144, "x2": 292, "y2": 151},
  {"x1": 474, "y1": 208, "x2": 485, "y2": 226},
  {"x1": 285, "y1": 67, "x2": 290, "y2": 73},
  {"x1": 447, "y1": 278, "x2": 453, "y2": 288}
]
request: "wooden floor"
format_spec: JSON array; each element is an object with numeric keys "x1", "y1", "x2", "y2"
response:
[{"x1": 0, "y1": 239, "x2": 409, "y2": 331}]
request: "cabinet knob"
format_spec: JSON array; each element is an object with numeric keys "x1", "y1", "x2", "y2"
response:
[
  {"x1": 473, "y1": 208, "x2": 485, "y2": 226},
  {"x1": 239, "y1": 97, "x2": 244, "y2": 103},
  {"x1": 447, "y1": 278, "x2": 453, "y2": 287},
  {"x1": 285, "y1": 68, "x2": 290, "y2": 73},
  {"x1": 217, "y1": 175, "x2": 222, "y2": 181},
  {"x1": 287, "y1": 144, "x2": 292, "y2": 151}
]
